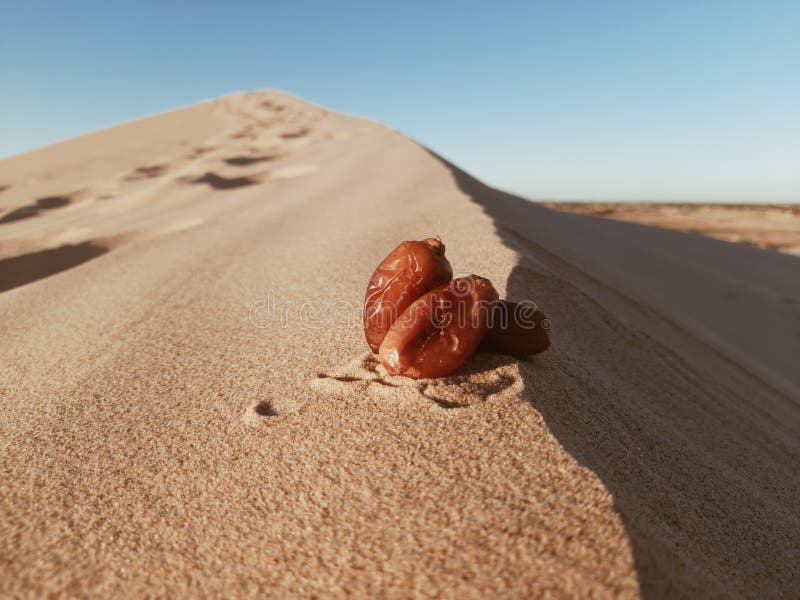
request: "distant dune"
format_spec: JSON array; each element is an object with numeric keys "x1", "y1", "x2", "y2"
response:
[
  {"x1": 1, "y1": 90, "x2": 798, "y2": 598},
  {"x1": 545, "y1": 201, "x2": 800, "y2": 256}
]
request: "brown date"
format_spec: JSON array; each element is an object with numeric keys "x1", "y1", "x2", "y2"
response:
[
  {"x1": 480, "y1": 300, "x2": 550, "y2": 358},
  {"x1": 378, "y1": 275, "x2": 499, "y2": 379},
  {"x1": 364, "y1": 237, "x2": 453, "y2": 353}
]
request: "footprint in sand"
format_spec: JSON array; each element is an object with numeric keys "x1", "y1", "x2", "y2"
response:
[
  {"x1": 0, "y1": 194, "x2": 74, "y2": 225},
  {"x1": 262, "y1": 100, "x2": 287, "y2": 111},
  {"x1": 124, "y1": 164, "x2": 168, "y2": 181},
  {"x1": 186, "y1": 146, "x2": 213, "y2": 159},
  {"x1": 242, "y1": 400, "x2": 281, "y2": 427},
  {"x1": 0, "y1": 217, "x2": 207, "y2": 294},
  {"x1": 280, "y1": 128, "x2": 309, "y2": 139},
  {"x1": 223, "y1": 154, "x2": 277, "y2": 167},
  {"x1": 179, "y1": 163, "x2": 318, "y2": 190},
  {"x1": 0, "y1": 241, "x2": 109, "y2": 293},
  {"x1": 312, "y1": 352, "x2": 520, "y2": 409},
  {"x1": 241, "y1": 395, "x2": 314, "y2": 427},
  {"x1": 230, "y1": 127, "x2": 257, "y2": 141},
  {"x1": 260, "y1": 100, "x2": 289, "y2": 115},
  {"x1": 184, "y1": 171, "x2": 261, "y2": 190}
]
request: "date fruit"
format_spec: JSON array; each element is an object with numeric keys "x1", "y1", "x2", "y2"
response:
[
  {"x1": 364, "y1": 237, "x2": 453, "y2": 353},
  {"x1": 480, "y1": 300, "x2": 550, "y2": 358},
  {"x1": 378, "y1": 275, "x2": 499, "y2": 379}
]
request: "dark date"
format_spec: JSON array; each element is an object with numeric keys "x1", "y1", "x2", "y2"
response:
[
  {"x1": 363, "y1": 237, "x2": 453, "y2": 353},
  {"x1": 378, "y1": 275, "x2": 499, "y2": 379},
  {"x1": 480, "y1": 300, "x2": 550, "y2": 358}
]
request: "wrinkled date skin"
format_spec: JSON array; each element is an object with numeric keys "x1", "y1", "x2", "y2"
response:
[
  {"x1": 364, "y1": 237, "x2": 453, "y2": 353},
  {"x1": 480, "y1": 300, "x2": 551, "y2": 358},
  {"x1": 378, "y1": 275, "x2": 499, "y2": 379}
]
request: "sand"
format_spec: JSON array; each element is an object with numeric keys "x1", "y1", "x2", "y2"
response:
[
  {"x1": 1, "y1": 90, "x2": 798, "y2": 598},
  {"x1": 545, "y1": 202, "x2": 800, "y2": 257}
]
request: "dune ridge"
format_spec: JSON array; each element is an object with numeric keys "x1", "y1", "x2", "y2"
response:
[{"x1": 1, "y1": 90, "x2": 798, "y2": 598}]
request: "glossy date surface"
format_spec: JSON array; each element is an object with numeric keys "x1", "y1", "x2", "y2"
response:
[
  {"x1": 363, "y1": 237, "x2": 453, "y2": 353},
  {"x1": 378, "y1": 275, "x2": 499, "y2": 379}
]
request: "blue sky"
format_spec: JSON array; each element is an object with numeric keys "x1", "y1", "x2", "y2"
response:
[{"x1": 1, "y1": 1, "x2": 798, "y2": 202}]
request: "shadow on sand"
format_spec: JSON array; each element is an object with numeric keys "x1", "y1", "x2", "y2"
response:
[
  {"x1": 125, "y1": 165, "x2": 167, "y2": 181},
  {"x1": 224, "y1": 155, "x2": 277, "y2": 167},
  {"x1": 426, "y1": 149, "x2": 800, "y2": 598},
  {"x1": 188, "y1": 172, "x2": 260, "y2": 190},
  {"x1": 0, "y1": 195, "x2": 71, "y2": 224},
  {"x1": 280, "y1": 128, "x2": 309, "y2": 139},
  {"x1": 0, "y1": 242, "x2": 108, "y2": 293}
]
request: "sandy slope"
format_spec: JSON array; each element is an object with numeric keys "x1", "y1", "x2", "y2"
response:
[
  {"x1": 1, "y1": 91, "x2": 798, "y2": 598},
  {"x1": 544, "y1": 202, "x2": 800, "y2": 257}
]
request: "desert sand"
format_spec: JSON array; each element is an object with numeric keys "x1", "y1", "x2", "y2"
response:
[
  {"x1": 1, "y1": 90, "x2": 798, "y2": 598},
  {"x1": 545, "y1": 202, "x2": 800, "y2": 256}
]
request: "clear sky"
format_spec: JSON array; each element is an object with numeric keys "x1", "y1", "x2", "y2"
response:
[{"x1": 1, "y1": 1, "x2": 798, "y2": 202}]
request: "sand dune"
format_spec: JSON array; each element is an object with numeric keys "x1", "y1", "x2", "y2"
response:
[
  {"x1": 1, "y1": 91, "x2": 798, "y2": 598},
  {"x1": 545, "y1": 202, "x2": 800, "y2": 256}
]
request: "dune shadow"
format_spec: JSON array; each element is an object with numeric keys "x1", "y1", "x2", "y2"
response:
[
  {"x1": 187, "y1": 172, "x2": 259, "y2": 190},
  {"x1": 0, "y1": 195, "x2": 72, "y2": 224},
  {"x1": 0, "y1": 242, "x2": 108, "y2": 293},
  {"x1": 425, "y1": 148, "x2": 800, "y2": 598},
  {"x1": 0, "y1": 184, "x2": 10, "y2": 193},
  {"x1": 224, "y1": 155, "x2": 276, "y2": 167}
]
